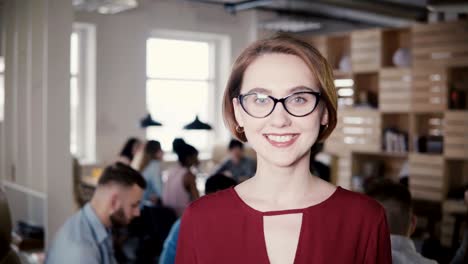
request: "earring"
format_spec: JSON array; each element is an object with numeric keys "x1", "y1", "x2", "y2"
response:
[{"x1": 235, "y1": 125, "x2": 244, "y2": 133}]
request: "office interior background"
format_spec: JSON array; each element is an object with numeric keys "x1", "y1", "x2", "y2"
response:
[{"x1": 0, "y1": 0, "x2": 467, "y2": 263}]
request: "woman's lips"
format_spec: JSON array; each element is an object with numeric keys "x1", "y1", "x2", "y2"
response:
[{"x1": 264, "y1": 134, "x2": 299, "y2": 148}]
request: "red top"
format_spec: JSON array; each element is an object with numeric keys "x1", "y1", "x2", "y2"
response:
[{"x1": 176, "y1": 186, "x2": 392, "y2": 264}]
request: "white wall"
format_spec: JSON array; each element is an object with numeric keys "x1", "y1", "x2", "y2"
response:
[
  {"x1": 75, "y1": 0, "x2": 259, "y2": 164},
  {"x1": 2, "y1": 0, "x2": 73, "y2": 244}
]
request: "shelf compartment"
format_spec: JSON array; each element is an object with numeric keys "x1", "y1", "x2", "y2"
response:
[
  {"x1": 382, "y1": 113, "x2": 410, "y2": 153},
  {"x1": 379, "y1": 68, "x2": 412, "y2": 112},
  {"x1": 351, "y1": 29, "x2": 381, "y2": 73},
  {"x1": 409, "y1": 153, "x2": 445, "y2": 202},
  {"x1": 353, "y1": 72, "x2": 379, "y2": 108},
  {"x1": 444, "y1": 111, "x2": 468, "y2": 159},
  {"x1": 448, "y1": 66, "x2": 468, "y2": 111},
  {"x1": 382, "y1": 28, "x2": 411, "y2": 68},
  {"x1": 326, "y1": 34, "x2": 351, "y2": 72},
  {"x1": 412, "y1": 113, "x2": 444, "y2": 154}
]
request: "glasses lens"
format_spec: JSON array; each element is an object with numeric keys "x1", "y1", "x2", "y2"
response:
[
  {"x1": 241, "y1": 93, "x2": 274, "y2": 118},
  {"x1": 284, "y1": 92, "x2": 317, "y2": 116}
]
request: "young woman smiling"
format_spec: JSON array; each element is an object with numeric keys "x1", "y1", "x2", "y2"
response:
[{"x1": 175, "y1": 34, "x2": 391, "y2": 264}]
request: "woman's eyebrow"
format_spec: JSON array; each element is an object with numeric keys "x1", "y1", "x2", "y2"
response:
[
  {"x1": 289, "y1": 86, "x2": 317, "y2": 93},
  {"x1": 244, "y1": 87, "x2": 271, "y2": 94}
]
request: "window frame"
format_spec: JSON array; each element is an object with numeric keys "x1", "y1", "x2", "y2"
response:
[
  {"x1": 70, "y1": 23, "x2": 96, "y2": 163},
  {"x1": 145, "y1": 30, "x2": 230, "y2": 153}
]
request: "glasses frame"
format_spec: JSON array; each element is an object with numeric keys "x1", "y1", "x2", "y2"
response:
[{"x1": 238, "y1": 91, "x2": 321, "y2": 118}]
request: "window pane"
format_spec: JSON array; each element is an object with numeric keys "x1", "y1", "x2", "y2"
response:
[
  {"x1": 147, "y1": 38, "x2": 210, "y2": 80},
  {"x1": 70, "y1": 32, "x2": 79, "y2": 76},
  {"x1": 0, "y1": 74, "x2": 4, "y2": 121},
  {"x1": 70, "y1": 77, "x2": 79, "y2": 155},
  {"x1": 146, "y1": 79, "x2": 211, "y2": 152}
]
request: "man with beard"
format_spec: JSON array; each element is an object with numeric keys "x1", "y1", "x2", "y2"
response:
[{"x1": 46, "y1": 162, "x2": 146, "y2": 264}]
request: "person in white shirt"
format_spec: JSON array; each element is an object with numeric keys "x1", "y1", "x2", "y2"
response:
[{"x1": 366, "y1": 179, "x2": 438, "y2": 264}]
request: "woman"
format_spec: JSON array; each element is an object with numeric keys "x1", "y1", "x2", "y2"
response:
[
  {"x1": 137, "y1": 140, "x2": 164, "y2": 205},
  {"x1": 162, "y1": 139, "x2": 200, "y2": 216},
  {"x1": 176, "y1": 34, "x2": 391, "y2": 263},
  {"x1": 117, "y1": 137, "x2": 142, "y2": 165}
]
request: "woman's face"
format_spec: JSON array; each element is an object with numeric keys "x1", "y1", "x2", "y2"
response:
[{"x1": 233, "y1": 53, "x2": 328, "y2": 168}]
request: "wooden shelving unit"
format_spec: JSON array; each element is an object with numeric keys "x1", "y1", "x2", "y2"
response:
[{"x1": 306, "y1": 19, "x2": 468, "y2": 199}]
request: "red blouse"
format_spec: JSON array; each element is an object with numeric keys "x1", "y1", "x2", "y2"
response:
[{"x1": 176, "y1": 186, "x2": 392, "y2": 264}]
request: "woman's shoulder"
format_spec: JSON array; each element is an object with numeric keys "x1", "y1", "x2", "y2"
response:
[
  {"x1": 333, "y1": 187, "x2": 385, "y2": 219},
  {"x1": 183, "y1": 188, "x2": 239, "y2": 218}
]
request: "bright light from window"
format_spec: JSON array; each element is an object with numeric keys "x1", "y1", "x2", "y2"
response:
[
  {"x1": 337, "y1": 88, "x2": 354, "y2": 97},
  {"x1": 70, "y1": 33, "x2": 79, "y2": 76},
  {"x1": 334, "y1": 78, "x2": 354, "y2": 87},
  {"x1": 147, "y1": 38, "x2": 210, "y2": 80},
  {"x1": 70, "y1": 32, "x2": 80, "y2": 155},
  {"x1": 146, "y1": 37, "x2": 213, "y2": 152},
  {"x1": 0, "y1": 74, "x2": 4, "y2": 122}
]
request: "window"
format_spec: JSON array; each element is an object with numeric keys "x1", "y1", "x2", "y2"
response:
[
  {"x1": 70, "y1": 23, "x2": 96, "y2": 163},
  {"x1": 0, "y1": 56, "x2": 4, "y2": 121},
  {"x1": 146, "y1": 35, "x2": 216, "y2": 152}
]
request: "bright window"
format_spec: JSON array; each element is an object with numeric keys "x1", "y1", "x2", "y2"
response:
[
  {"x1": 70, "y1": 23, "x2": 96, "y2": 163},
  {"x1": 0, "y1": 56, "x2": 4, "y2": 121},
  {"x1": 146, "y1": 37, "x2": 215, "y2": 152}
]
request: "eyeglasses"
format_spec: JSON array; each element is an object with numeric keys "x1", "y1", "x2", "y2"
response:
[{"x1": 238, "y1": 91, "x2": 321, "y2": 118}]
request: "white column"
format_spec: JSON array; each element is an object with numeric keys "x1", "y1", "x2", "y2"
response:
[{"x1": 2, "y1": 0, "x2": 74, "y2": 245}]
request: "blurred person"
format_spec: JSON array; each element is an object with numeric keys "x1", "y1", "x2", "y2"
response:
[
  {"x1": 366, "y1": 179, "x2": 438, "y2": 264},
  {"x1": 46, "y1": 163, "x2": 146, "y2": 264},
  {"x1": 212, "y1": 139, "x2": 256, "y2": 182},
  {"x1": 117, "y1": 137, "x2": 142, "y2": 165},
  {"x1": 137, "y1": 140, "x2": 164, "y2": 205},
  {"x1": 159, "y1": 173, "x2": 237, "y2": 264},
  {"x1": 451, "y1": 189, "x2": 468, "y2": 264},
  {"x1": 162, "y1": 139, "x2": 200, "y2": 216}
]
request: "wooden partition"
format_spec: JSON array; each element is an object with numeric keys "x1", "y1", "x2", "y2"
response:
[
  {"x1": 444, "y1": 111, "x2": 468, "y2": 158},
  {"x1": 409, "y1": 154, "x2": 445, "y2": 202}
]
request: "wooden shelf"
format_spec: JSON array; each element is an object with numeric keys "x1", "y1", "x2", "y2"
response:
[
  {"x1": 412, "y1": 67, "x2": 447, "y2": 112},
  {"x1": 352, "y1": 149, "x2": 408, "y2": 158},
  {"x1": 444, "y1": 111, "x2": 468, "y2": 159},
  {"x1": 379, "y1": 68, "x2": 412, "y2": 112},
  {"x1": 351, "y1": 29, "x2": 381, "y2": 73},
  {"x1": 309, "y1": 20, "x2": 468, "y2": 204},
  {"x1": 409, "y1": 153, "x2": 446, "y2": 202},
  {"x1": 412, "y1": 20, "x2": 468, "y2": 68}
]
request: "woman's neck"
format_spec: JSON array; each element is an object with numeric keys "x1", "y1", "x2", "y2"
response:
[{"x1": 246, "y1": 152, "x2": 317, "y2": 207}]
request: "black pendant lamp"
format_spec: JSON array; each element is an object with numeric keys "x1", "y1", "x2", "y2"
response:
[
  {"x1": 183, "y1": 115, "x2": 212, "y2": 130},
  {"x1": 140, "y1": 113, "x2": 162, "y2": 128}
]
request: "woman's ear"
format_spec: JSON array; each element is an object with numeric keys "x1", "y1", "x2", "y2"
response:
[
  {"x1": 320, "y1": 106, "x2": 329, "y2": 126},
  {"x1": 233, "y1": 97, "x2": 244, "y2": 127}
]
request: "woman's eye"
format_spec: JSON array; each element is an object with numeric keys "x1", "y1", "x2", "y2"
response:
[
  {"x1": 254, "y1": 96, "x2": 270, "y2": 104},
  {"x1": 292, "y1": 97, "x2": 306, "y2": 104}
]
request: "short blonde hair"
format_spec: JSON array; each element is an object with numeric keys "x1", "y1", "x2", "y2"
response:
[{"x1": 222, "y1": 34, "x2": 337, "y2": 143}]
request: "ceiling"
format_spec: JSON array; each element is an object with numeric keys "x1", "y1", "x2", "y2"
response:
[{"x1": 187, "y1": 0, "x2": 468, "y2": 34}]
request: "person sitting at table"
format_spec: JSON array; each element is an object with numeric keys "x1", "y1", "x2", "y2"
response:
[
  {"x1": 46, "y1": 163, "x2": 146, "y2": 264},
  {"x1": 212, "y1": 139, "x2": 256, "y2": 182},
  {"x1": 366, "y1": 179, "x2": 437, "y2": 264}
]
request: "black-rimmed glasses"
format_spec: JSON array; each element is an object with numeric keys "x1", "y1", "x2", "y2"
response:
[{"x1": 238, "y1": 91, "x2": 321, "y2": 118}]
